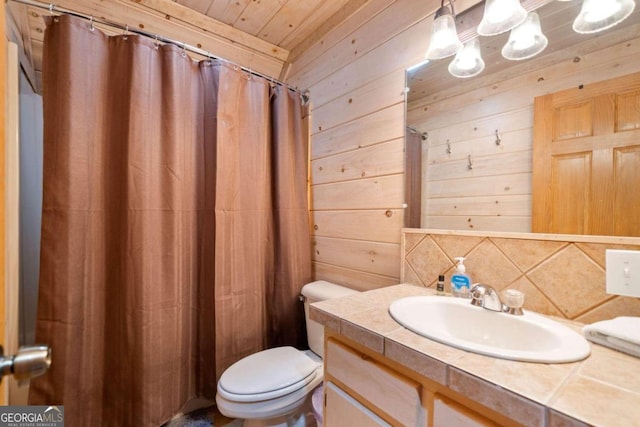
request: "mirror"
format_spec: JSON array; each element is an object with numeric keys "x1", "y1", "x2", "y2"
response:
[{"x1": 406, "y1": 1, "x2": 640, "y2": 234}]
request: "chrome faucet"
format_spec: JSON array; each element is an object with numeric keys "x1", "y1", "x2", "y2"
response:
[{"x1": 470, "y1": 284, "x2": 524, "y2": 315}]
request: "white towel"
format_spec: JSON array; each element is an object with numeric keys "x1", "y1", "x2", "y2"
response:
[{"x1": 582, "y1": 317, "x2": 640, "y2": 358}]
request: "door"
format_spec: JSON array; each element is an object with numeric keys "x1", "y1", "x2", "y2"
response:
[
  {"x1": 1, "y1": 0, "x2": 8, "y2": 405},
  {"x1": 532, "y1": 72, "x2": 640, "y2": 236}
]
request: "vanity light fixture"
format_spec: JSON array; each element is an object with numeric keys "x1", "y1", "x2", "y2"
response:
[
  {"x1": 573, "y1": 0, "x2": 636, "y2": 34},
  {"x1": 448, "y1": 38, "x2": 485, "y2": 78},
  {"x1": 426, "y1": 0, "x2": 463, "y2": 60},
  {"x1": 502, "y1": 12, "x2": 548, "y2": 60},
  {"x1": 477, "y1": 0, "x2": 528, "y2": 36}
]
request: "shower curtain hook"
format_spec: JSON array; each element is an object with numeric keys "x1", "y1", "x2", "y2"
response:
[
  {"x1": 153, "y1": 35, "x2": 160, "y2": 50},
  {"x1": 123, "y1": 25, "x2": 129, "y2": 40},
  {"x1": 89, "y1": 16, "x2": 95, "y2": 32},
  {"x1": 49, "y1": 4, "x2": 54, "y2": 14},
  {"x1": 181, "y1": 43, "x2": 187, "y2": 58}
]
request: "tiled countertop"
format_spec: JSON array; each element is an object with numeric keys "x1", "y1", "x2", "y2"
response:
[{"x1": 310, "y1": 284, "x2": 640, "y2": 427}]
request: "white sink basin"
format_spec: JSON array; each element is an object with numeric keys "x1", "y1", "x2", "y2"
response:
[{"x1": 389, "y1": 296, "x2": 590, "y2": 363}]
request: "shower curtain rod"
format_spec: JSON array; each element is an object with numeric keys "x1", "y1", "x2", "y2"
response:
[
  {"x1": 406, "y1": 126, "x2": 428, "y2": 141},
  {"x1": 9, "y1": 0, "x2": 309, "y2": 99}
]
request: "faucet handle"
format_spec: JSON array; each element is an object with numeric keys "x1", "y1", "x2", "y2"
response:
[
  {"x1": 502, "y1": 289, "x2": 525, "y2": 315},
  {"x1": 469, "y1": 283, "x2": 486, "y2": 306}
]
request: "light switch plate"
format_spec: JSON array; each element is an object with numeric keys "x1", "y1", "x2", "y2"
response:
[{"x1": 606, "y1": 249, "x2": 640, "y2": 297}]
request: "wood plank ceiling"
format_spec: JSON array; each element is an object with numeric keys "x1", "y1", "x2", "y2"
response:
[{"x1": 6, "y1": 0, "x2": 366, "y2": 92}]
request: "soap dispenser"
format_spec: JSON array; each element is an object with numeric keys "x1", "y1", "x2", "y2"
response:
[{"x1": 451, "y1": 257, "x2": 472, "y2": 298}]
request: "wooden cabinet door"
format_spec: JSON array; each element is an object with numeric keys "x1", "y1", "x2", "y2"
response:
[
  {"x1": 325, "y1": 382, "x2": 391, "y2": 427},
  {"x1": 325, "y1": 339, "x2": 426, "y2": 426},
  {"x1": 433, "y1": 395, "x2": 500, "y2": 427},
  {"x1": 532, "y1": 72, "x2": 640, "y2": 236}
]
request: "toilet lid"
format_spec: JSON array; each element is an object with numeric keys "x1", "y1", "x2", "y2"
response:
[{"x1": 218, "y1": 347, "x2": 320, "y2": 397}]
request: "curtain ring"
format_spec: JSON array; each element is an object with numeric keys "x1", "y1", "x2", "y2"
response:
[{"x1": 50, "y1": 3, "x2": 59, "y2": 22}]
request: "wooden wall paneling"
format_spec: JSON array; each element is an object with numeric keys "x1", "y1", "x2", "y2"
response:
[
  {"x1": 417, "y1": 87, "x2": 539, "y2": 132},
  {"x1": 176, "y1": 0, "x2": 212, "y2": 15},
  {"x1": 127, "y1": 0, "x2": 289, "y2": 59},
  {"x1": 204, "y1": 0, "x2": 250, "y2": 25},
  {"x1": 426, "y1": 173, "x2": 532, "y2": 199},
  {"x1": 288, "y1": 0, "x2": 482, "y2": 89},
  {"x1": 282, "y1": 0, "x2": 377, "y2": 72},
  {"x1": 427, "y1": 129, "x2": 533, "y2": 165},
  {"x1": 312, "y1": 262, "x2": 398, "y2": 290},
  {"x1": 312, "y1": 174, "x2": 405, "y2": 211},
  {"x1": 408, "y1": 22, "x2": 640, "y2": 114},
  {"x1": 426, "y1": 195, "x2": 532, "y2": 217},
  {"x1": 311, "y1": 72, "x2": 405, "y2": 134},
  {"x1": 277, "y1": 0, "x2": 352, "y2": 50},
  {"x1": 419, "y1": 109, "x2": 533, "y2": 152},
  {"x1": 312, "y1": 236, "x2": 400, "y2": 277},
  {"x1": 311, "y1": 104, "x2": 404, "y2": 159},
  {"x1": 312, "y1": 138, "x2": 404, "y2": 185},
  {"x1": 411, "y1": 34, "x2": 640, "y2": 127},
  {"x1": 5, "y1": 4, "x2": 38, "y2": 91},
  {"x1": 417, "y1": 36, "x2": 640, "y2": 233},
  {"x1": 255, "y1": 0, "x2": 325, "y2": 46},
  {"x1": 44, "y1": 0, "x2": 286, "y2": 77},
  {"x1": 286, "y1": 0, "x2": 395, "y2": 78},
  {"x1": 427, "y1": 151, "x2": 532, "y2": 182},
  {"x1": 312, "y1": 210, "x2": 404, "y2": 244},
  {"x1": 424, "y1": 216, "x2": 532, "y2": 233},
  {"x1": 307, "y1": 17, "x2": 431, "y2": 109},
  {"x1": 288, "y1": 0, "x2": 437, "y2": 89}
]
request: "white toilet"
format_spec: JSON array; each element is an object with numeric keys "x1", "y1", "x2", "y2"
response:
[{"x1": 215, "y1": 280, "x2": 358, "y2": 426}]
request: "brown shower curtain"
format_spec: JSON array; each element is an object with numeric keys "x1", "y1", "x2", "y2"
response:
[{"x1": 29, "y1": 15, "x2": 311, "y2": 426}]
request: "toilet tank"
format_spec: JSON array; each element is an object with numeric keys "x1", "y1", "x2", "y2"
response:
[{"x1": 301, "y1": 281, "x2": 359, "y2": 358}]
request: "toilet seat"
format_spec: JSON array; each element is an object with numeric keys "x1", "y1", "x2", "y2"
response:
[
  {"x1": 216, "y1": 347, "x2": 323, "y2": 420},
  {"x1": 217, "y1": 347, "x2": 321, "y2": 402}
]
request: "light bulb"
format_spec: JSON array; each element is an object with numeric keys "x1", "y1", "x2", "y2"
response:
[
  {"x1": 426, "y1": 6, "x2": 463, "y2": 60},
  {"x1": 477, "y1": 0, "x2": 528, "y2": 36},
  {"x1": 502, "y1": 12, "x2": 548, "y2": 61},
  {"x1": 573, "y1": 0, "x2": 636, "y2": 34},
  {"x1": 449, "y1": 38, "x2": 485, "y2": 78}
]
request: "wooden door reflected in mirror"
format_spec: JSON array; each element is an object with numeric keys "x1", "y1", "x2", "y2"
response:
[{"x1": 532, "y1": 72, "x2": 640, "y2": 236}]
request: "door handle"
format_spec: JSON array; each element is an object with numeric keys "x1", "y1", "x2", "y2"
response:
[{"x1": 0, "y1": 345, "x2": 51, "y2": 382}]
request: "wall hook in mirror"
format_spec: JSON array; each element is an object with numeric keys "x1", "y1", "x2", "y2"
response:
[
  {"x1": 495, "y1": 129, "x2": 501, "y2": 146},
  {"x1": 467, "y1": 155, "x2": 473, "y2": 170},
  {"x1": 446, "y1": 140, "x2": 452, "y2": 154}
]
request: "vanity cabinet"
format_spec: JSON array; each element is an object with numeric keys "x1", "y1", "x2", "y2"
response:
[
  {"x1": 325, "y1": 382, "x2": 390, "y2": 426},
  {"x1": 324, "y1": 333, "x2": 516, "y2": 427}
]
